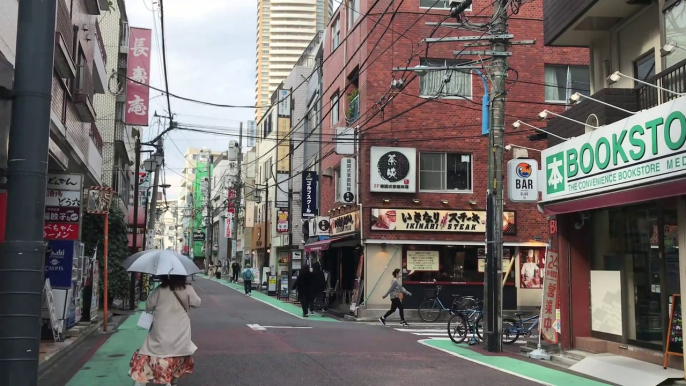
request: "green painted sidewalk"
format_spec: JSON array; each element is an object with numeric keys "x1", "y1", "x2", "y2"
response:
[
  {"x1": 66, "y1": 307, "x2": 147, "y2": 386},
  {"x1": 421, "y1": 339, "x2": 611, "y2": 386},
  {"x1": 200, "y1": 274, "x2": 338, "y2": 322}
]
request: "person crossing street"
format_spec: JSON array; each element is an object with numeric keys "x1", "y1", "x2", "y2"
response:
[
  {"x1": 231, "y1": 260, "x2": 241, "y2": 283},
  {"x1": 379, "y1": 269, "x2": 411, "y2": 327}
]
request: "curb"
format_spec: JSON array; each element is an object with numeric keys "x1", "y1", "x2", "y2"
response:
[{"x1": 37, "y1": 312, "x2": 126, "y2": 378}]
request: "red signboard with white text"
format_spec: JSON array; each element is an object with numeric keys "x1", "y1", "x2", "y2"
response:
[
  {"x1": 125, "y1": 27, "x2": 152, "y2": 126},
  {"x1": 540, "y1": 250, "x2": 559, "y2": 344}
]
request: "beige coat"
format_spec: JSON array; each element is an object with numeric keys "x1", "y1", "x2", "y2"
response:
[{"x1": 139, "y1": 285, "x2": 201, "y2": 358}]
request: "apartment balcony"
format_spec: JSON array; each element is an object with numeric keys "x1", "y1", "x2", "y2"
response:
[
  {"x1": 73, "y1": 65, "x2": 96, "y2": 122},
  {"x1": 544, "y1": 88, "x2": 637, "y2": 147},
  {"x1": 54, "y1": 0, "x2": 76, "y2": 79},
  {"x1": 543, "y1": 0, "x2": 651, "y2": 46},
  {"x1": 114, "y1": 123, "x2": 135, "y2": 163},
  {"x1": 89, "y1": 122, "x2": 104, "y2": 154},
  {"x1": 88, "y1": 124, "x2": 103, "y2": 183},
  {"x1": 635, "y1": 58, "x2": 686, "y2": 111},
  {"x1": 92, "y1": 20, "x2": 107, "y2": 94}
]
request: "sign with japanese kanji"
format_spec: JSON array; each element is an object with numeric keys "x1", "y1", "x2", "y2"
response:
[
  {"x1": 225, "y1": 216, "x2": 232, "y2": 238},
  {"x1": 125, "y1": 27, "x2": 152, "y2": 126},
  {"x1": 340, "y1": 158, "x2": 356, "y2": 203},
  {"x1": 45, "y1": 206, "x2": 80, "y2": 223},
  {"x1": 44, "y1": 223, "x2": 79, "y2": 241},
  {"x1": 540, "y1": 250, "x2": 559, "y2": 344},
  {"x1": 277, "y1": 210, "x2": 289, "y2": 233},
  {"x1": 370, "y1": 147, "x2": 416, "y2": 192},
  {"x1": 45, "y1": 190, "x2": 81, "y2": 207},
  {"x1": 330, "y1": 212, "x2": 359, "y2": 236},
  {"x1": 406, "y1": 251, "x2": 439, "y2": 271},
  {"x1": 370, "y1": 208, "x2": 516, "y2": 234}
]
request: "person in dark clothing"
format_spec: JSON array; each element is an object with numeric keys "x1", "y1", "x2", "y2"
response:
[
  {"x1": 231, "y1": 261, "x2": 240, "y2": 283},
  {"x1": 292, "y1": 264, "x2": 313, "y2": 317},
  {"x1": 310, "y1": 262, "x2": 326, "y2": 315}
]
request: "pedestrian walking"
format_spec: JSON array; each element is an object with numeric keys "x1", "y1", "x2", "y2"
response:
[
  {"x1": 292, "y1": 264, "x2": 313, "y2": 317},
  {"x1": 231, "y1": 260, "x2": 241, "y2": 283},
  {"x1": 242, "y1": 264, "x2": 254, "y2": 296},
  {"x1": 310, "y1": 262, "x2": 326, "y2": 315},
  {"x1": 130, "y1": 274, "x2": 201, "y2": 386},
  {"x1": 379, "y1": 268, "x2": 411, "y2": 327}
]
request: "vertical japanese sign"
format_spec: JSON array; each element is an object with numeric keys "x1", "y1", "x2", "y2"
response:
[
  {"x1": 225, "y1": 216, "x2": 232, "y2": 238},
  {"x1": 277, "y1": 210, "x2": 289, "y2": 233},
  {"x1": 302, "y1": 171, "x2": 317, "y2": 218},
  {"x1": 245, "y1": 201, "x2": 255, "y2": 228},
  {"x1": 125, "y1": 28, "x2": 152, "y2": 126},
  {"x1": 340, "y1": 158, "x2": 356, "y2": 203},
  {"x1": 540, "y1": 250, "x2": 559, "y2": 343},
  {"x1": 44, "y1": 174, "x2": 83, "y2": 240}
]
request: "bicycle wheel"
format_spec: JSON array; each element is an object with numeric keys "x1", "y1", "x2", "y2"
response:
[
  {"x1": 474, "y1": 314, "x2": 484, "y2": 341},
  {"x1": 418, "y1": 299, "x2": 441, "y2": 322},
  {"x1": 502, "y1": 317, "x2": 520, "y2": 344},
  {"x1": 448, "y1": 314, "x2": 468, "y2": 344}
]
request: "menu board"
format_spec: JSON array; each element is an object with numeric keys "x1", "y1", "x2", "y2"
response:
[{"x1": 664, "y1": 294, "x2": 683, "y2": 368}]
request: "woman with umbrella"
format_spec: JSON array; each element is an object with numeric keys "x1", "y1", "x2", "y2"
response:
[{"x1": 122, "y1": 250, "x2": 202, "y2": 386}]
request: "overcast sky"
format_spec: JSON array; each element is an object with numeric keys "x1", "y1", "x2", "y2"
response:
[{"x1": 126, "y1": 0, "x2": 256, "y2": 200}]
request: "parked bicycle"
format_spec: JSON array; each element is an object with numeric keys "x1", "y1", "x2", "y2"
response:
[
  {"x1": 447, "y1": 299, "x2": 484, "y2": 344},
  {"x1": 418, "y1": 286, "x2": 480, "y2": 322},
  {"x1": 502, "y1": 309, "x2": 540, "y2": 344}
]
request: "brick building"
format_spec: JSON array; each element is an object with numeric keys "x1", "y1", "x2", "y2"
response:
[{"x1": 310, "y1": 0, "x2": 587, "y2": 319}]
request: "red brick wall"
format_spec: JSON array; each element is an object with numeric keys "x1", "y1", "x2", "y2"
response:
[{"x1": 320, "y1": 0, "x2": 588, "y2": 244}]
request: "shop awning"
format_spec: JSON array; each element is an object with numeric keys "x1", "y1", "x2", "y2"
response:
[
  {"x1": 539, "y1": 177, "x2": 686, "y2": 215},
  {"x1": 304, "y1": 235, "x2": 352, "y2": 252}
]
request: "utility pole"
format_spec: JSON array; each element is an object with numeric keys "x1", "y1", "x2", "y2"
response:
[
  {"x1": 484, "y1": 0, "x2": 510, "y2": 353},
  {"x1": 147, "y1": 139, "x2": 163, "y2": 250},
  {"x1": 232, "y1": 123, "x2": 243, "y2": 264},
  {"x1": 204, "y1": 152, "x2": 213, "y2": 272},
  {"x1": 130, "y1": 135, "x2": 141, "y2": 310},
  {"x1": 0, "y1": 0, "x2": 57, "y2": 382}
]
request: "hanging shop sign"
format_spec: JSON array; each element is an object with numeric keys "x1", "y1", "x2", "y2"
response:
[
  {"x1": 193, "y1": 230, "x2": 205, "y2": 241},
  {"x1": 340, "y1": 157, "x2": 356, "y2": 203},
  {"x1": 44, "y1": 223, "x2": 79, "y2": 240},
  {"x1": 275, "y1": 172, "x2": 289, "y2": 207},
  {"x1": 245, "y1": 201, "x2": 255, "y2": 227},
  {"x1": 370, "y1": 208, "x2": 516, "y2": 234},
  {"x1": 406, "y1": 251, "x2": 439, "y2": 271},
  {"x1": 44, "y1": 240, "x2": 77, "y2": 288},
  {"x1": 252, "y1": 222, "x2": 266, "y2": 249},
  {"x1": 277, "y1": 210, "x2": 289, "y2": 233},
  {"x1": 313, "y1": 216, "x2": 330, "y2": 236},
  {"x1": 45, "y1": 207, "x2": 80, "y2": 223},
  {"x1": 225, "y1": 216, "x2": 232, "y2": 238},
  {"x1": 330, "y1": 212, "x2": 359, "y2": 236},
  {"x1": 302, "y1": 171, "x2": 318, "y2": 218},
  {"x1": 542, "y1": 96, "x2": 686, "y2": 202},
  {"x1": 507, "y1": 159, "x2": 539, "y2": 203},
  {"x1": 86, "y1": 186, "x2": 114, "y2": 214},
  {"x1": 541, "y1": 250, "x2": 559, "y2": 344},
  {"x1": 45, "y1": 190, "x2": 81, "y2": 207},
  {"x1": 124, "y1": 27, "x2": 152, "y2": 126},
  {"x1": 47, "y1": 174, "x2": 82, "y2": 191},
  {"x1": 370, "y1": 147, "x2": 416, "y2": 192}
]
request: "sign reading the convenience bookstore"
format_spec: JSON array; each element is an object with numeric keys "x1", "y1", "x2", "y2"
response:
[{"x1": 542, "y1": 96, "x2": 686, "y2": 202}]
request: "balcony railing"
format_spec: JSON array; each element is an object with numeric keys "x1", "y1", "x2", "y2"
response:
[
  {"x1": 346, "y1": 94, "x2": 359, "y2": 124},
  {"x1": 56, "y1": 0, "x2": 73, "y2": 58},
  {"x1": 95, "y1": 20, "x2": 107, "y2": 66},
  {"x1": 636, "y1": 58, "x2": 686, "y2": 111},
  {"x1": 90, "y1": 122, "x2": 103, "y2": 154},
  {"x1": 74, "y1": 64, "x2": 95, "y2": 98}
]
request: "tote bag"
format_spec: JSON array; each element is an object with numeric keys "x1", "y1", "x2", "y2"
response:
[{"x1": 137, "y1": 311, "x2": 154, "y2": 330}]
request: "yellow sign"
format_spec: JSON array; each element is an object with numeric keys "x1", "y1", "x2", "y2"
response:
[
  {"x1": 406, "y1": 251, "x2": 439, "y2": 271},
  {"x1": 277, "y1": 117, "x2": 290, "y2": 172}
]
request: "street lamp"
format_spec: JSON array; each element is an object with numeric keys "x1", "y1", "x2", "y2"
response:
[
  {"x1": 568, "y1": 92, "x2": 636, "y2": 115},
  {"x1": 512, "y1": 119, "x2": 569, "y2": 140}
]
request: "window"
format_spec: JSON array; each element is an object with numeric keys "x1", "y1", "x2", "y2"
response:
[
  {"x1": 348, "y1": 0, "x2": 360, "y2": 28},
  {"x1": 420, "y1": 0, "x2": 471, "y2": 10},
  {"x1": 402, "y1": 245, "x2": 515, "y2": 284},
  {"x1": 331, "y1": 92, "x2": 340, "y2": 125},
  {"x1": 419, "y1": 152, "x2": 472, "y2": 191},
  {"x1": 665, "y1": 1, "x2": 686, "y2": 68},
  {"x1": 544, "y1": 65, "x2": 590, "y2": 103},
  {"x1": 634, "y1": 53, "x2": 655, "y2": 82},
  {"x1": 332, "y1": 17, "x2": 340, "y2": 50},
  {"x1": 419, "y1": 59, "x2": 472, "y2": 98}
]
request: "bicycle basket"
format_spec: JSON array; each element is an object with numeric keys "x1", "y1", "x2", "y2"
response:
[{"x1": 424, "y1": 288, "x2": 438, "y2": 299}]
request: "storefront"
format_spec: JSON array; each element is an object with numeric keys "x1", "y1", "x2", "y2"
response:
[
  {"x1": 251, "y1": 222, "x2": 269, "y2": 287},
  {"x1": 539, "y1": 96, "x2": 686, "y2": 368},
  {"x1": 360, "y1": 207, "x2": 548, "y2": 319}
]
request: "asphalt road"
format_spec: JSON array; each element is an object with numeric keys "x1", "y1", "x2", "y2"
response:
[{"x1": 184, "y1": 278, "x2": 537, "y2": 386}]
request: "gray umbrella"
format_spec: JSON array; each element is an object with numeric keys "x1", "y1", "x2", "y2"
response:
[{"x1": 122, "y1": 249, "x2": 201, "y2": 276}]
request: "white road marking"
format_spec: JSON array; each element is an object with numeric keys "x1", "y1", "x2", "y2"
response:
[
  {"x1": 247, "y1": 324, "x2": 313, "y2": 331},
  {"x1": 261, "y1": 326, "x2": 313, "y2": 329},
  {"x1": 247, "y1": 324, "x2": 267, "y2": 331}
]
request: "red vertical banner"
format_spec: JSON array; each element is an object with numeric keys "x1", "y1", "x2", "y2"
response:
[
  {"x1": 541, "y1": 250, "x2": 559, "y2": 344},
  {"x1": 125, "y1": 28, "x2": 152, "y2": 126}
]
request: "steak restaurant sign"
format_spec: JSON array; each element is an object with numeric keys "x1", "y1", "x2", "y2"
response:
[
  {"x1": 370, "y1": 208, "x2": 516, "y2": 234},
  {"x1": 542, "y1": 96, "x2": 686, "y2": 202}
]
